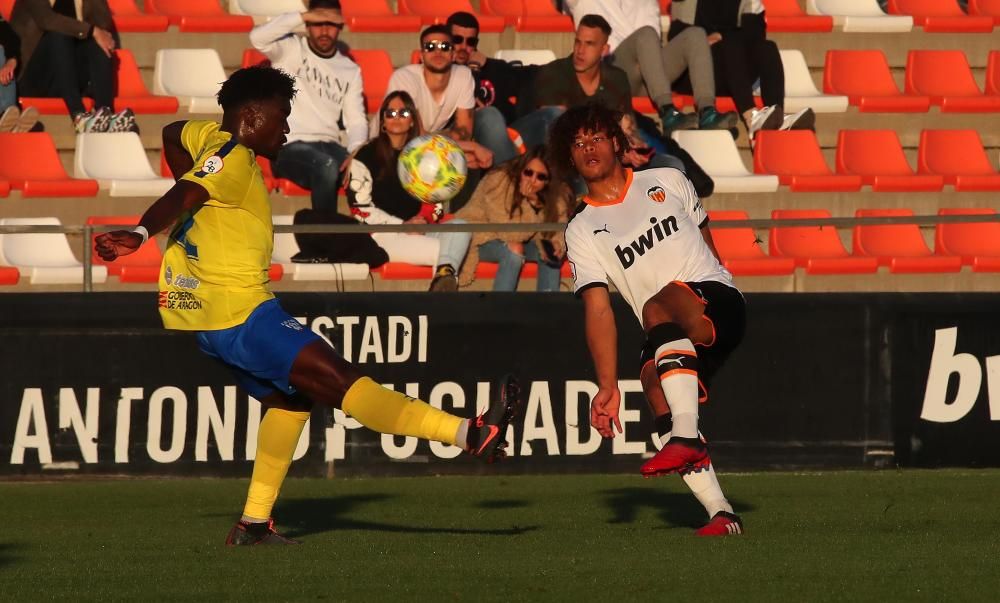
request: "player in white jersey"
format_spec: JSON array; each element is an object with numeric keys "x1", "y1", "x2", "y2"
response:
[{"x1": 552, "y1": 104, "x2": 746, "y2": 537}]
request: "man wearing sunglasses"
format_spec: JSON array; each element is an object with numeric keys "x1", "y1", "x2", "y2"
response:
[{"x1": 250, "y1": 0, "x2": 367, "y2": 214}]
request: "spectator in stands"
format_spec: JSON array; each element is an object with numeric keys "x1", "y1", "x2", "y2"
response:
[
  {"x1": 348, "y1": 91, "x2": 472, "y2": 292},
  {"x1": 669, "y1": 0, "x2": 814, "y2": 142},
  {"x1": 9, "y1": 0, "x2": 135, "y2": 132},
  {"x1": 565, "y1": 0, "x2": 736, "y2": 134},
  {"x1": 455, "y1": 146, "x2": 572, "y2": 292},
  {"x1": 446, "y1": 11, "x2": 562, "y2": 158},
  {"x1": 250, "y1": 0, "x2": 367, "y2": 213},
  {"x1": 0, "y1": 15, "x2": 39, "y2": 132}
]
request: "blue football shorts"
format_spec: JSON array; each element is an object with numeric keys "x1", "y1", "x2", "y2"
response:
[{"x1": 196, "y1": 298, "x2": 321, "y2": 399}]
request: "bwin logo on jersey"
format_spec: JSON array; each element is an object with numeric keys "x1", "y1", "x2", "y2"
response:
[{"x1": 615, "y1": 216, "x2": 679, "y2": 269}]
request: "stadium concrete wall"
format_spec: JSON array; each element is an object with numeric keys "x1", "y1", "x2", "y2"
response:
[{"x1": 1, "y1": 293, "x2": 998, "y2": 477}]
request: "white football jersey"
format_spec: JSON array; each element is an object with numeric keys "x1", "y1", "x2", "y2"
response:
[{"x1": 565, "y1": 168, "x2": 735, "y2": 321}]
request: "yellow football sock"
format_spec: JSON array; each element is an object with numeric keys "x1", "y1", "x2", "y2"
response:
[
  {"x1": 342, "y1": 377, "x2": 464, "y2": 447},
  {"x1": 242, "y1": 407, "x2": 310, "y2": 521}
]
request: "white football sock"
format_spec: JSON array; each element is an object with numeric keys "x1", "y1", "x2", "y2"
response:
[
  {"x1": 655, "y1": 337, "x2": 699, "y2": 438},
  {"x1": 682, "y1": 464, "x2": 733, "y2": 518}
]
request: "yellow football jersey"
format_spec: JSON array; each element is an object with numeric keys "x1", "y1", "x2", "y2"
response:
[{"x1": 158, "y1": 120, "x2": 275, "y2": 331}]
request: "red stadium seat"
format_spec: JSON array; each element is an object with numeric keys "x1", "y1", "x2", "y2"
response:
[
  {"x1": 835, "y1": 130, "x2": 943, "y2": 192},
  {"x1": 770, "y1": 209, "x2": 878, "y2": 274},
  {"x1": 348, "y1": 49, "x2": 395, "y2": 113},
  {"x1": 86, "y1": 215, "x2": 163, "y2": 282},
  {"x1": 753, "y1": 130, "x2": 863, "y2": 192},
  {"x1": 0, "y1": 0, "x2": 11, "y2": 19},
  {"x1": 0, "y1": 180, "x2": 9, "y2": 197},
  {"x1": 824, "y1": 50, "x2": 930, "y2": 112},
  {"x1": 988, "y1": 51, "x2": 1000, "y2": 96},
  {"x1": 340, "y1": 0, "x2": 422, "y2": 32},
  {"x1": 410, "y1": 49, "x2": 422, "y2": 65},
  {"x1": 480, "y1": 0, "x2": 575, "y2": 32},
  {"x1": 144, "y1": 0, "x2": 254, "y2": 32},
  {"x1": 379, "y1": 262, "x2": 434, "y2": 279},
  {"x1": 397, "y1": 0, "x2": 506, "y2": 32},
  {"x1": 762, "y1": 0, "x2": 834, "y2": 32},
  {"x1": 20, "y1": 97, "x2": 94, "y2": 115},
  {"x1": 905, "y1": 50, "x2": 1000, "y2": 112},
  {"x1": 934, "y1": 208, "x2": 1000, "y2": 271},
  {"x1": 706, "y1": 210, "x2": 795, "y2": 276},
  {"x1": 887, "y1": 0, "x2": 994, "y2": 31},
  {"x1": 107, "y1": 0, "x2": 169, "y2": 32},
  {"x1": 241, "y1": 48, "x2": 269, "y2": 68},
  {"x1": 0, "y1": 133, "x2": 99, "y2": 197},
  {"x1": 852, "y1": 209, "x2": 961, "y2": 273},
  {"x1": 968, "y1": 0, "x2": 1000, "y2": 24},
  {"x1": 269, "y1": 263, "x2": 284, "y2": 282},
  {"x1": 0, "y1": 266, "x2": 19, "y2": 285},
  {"x1": 114, "y1": 49, "x2": 179, "y2": 114},
  {"x1": 917, "y1": 129, "x2": 1000, "y2": 191}
]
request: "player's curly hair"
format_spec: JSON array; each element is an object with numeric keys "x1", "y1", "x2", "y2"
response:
[
  {"x1": 216, "y1": 66, "x2": 297, "y2": 113},
  {"x1": 547, "y1": 103, "x2": 630, "y2": 179}
]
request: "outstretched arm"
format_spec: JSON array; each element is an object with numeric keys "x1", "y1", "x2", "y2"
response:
[{"x1": 582, "y1": 286, "x2": 622, "y2": 438}]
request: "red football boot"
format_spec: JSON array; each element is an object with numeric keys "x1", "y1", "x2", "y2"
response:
[
  {"x1": 641, "y1": 437, "x2": 710, "y2": 477},
  {"x1": 695, "y1": 511, "x2": 744, "y2": 536}
]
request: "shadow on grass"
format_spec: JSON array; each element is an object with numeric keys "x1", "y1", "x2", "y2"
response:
[
  {"x1": 272, "y1": 494, "x2": 539, "y2": 538},
  {"x1": 0, "y1": 542, "x2": 23, "y2": 568},
  {"x1": 476, "y1": 499, "x2": 530, "y2": 510},
  {"x1": 602, "y1": 486, "x2": 755, "y2": 530}
]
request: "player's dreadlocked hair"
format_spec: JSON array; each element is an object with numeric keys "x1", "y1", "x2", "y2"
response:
[
  {"x1": 216, "y1": 66, "x2": 297, "y2": 113},
  {"x1": 547, "y1": 103, "x2": 630, "y2": 179}
]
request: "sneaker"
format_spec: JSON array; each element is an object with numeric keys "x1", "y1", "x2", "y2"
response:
[
  {"x1": 695, "y1": 511, "x2": 744, "y2": 537},
  {"x1": 0, "y1": 106, "x2": 19, "y2": 132},
  {"x1": 698, "y1": 107, "x2": 738, "y2": 131},
  {"x1": 73, "y1": 107, "x2": 113, "y2": 133},
  {"x1": 640, "y1": 436, "x2": 710, "y2": 477},
  {"x1": 12, "y1": 106, "x2": 40, "y2": 133},
  {"x1": 109, "y1": 107, "x2": 139, "y2": 133},
  {"x1": 779, "y1": 107, "x2": 815, "y2": 132},
  {"x1": 466, "y1": 374, "x2": 522, "y2": 463},
  {"x1": 429, "y1": 265, "x2": 458, "y2": 292},
  {"x1": 658, "y1": 106, "x2": 699, "y2": 134},
  {"x1": 225, "y1": 518, "x2": 301, "y2": 546},
  {"x1": 746, "y1": 104, "x2": 782, "y2": 142}
]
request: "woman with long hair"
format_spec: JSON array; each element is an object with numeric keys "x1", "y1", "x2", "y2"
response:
[
  {"x1": 455, "y1": 146, "x2": 573, "y2": 291},
  {"x1": 347, "y1": 90, "x2": 471, "y2": 291}
]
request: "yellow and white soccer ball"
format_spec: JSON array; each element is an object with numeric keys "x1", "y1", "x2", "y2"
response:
[{"x1": 397, "y1": 134, "x2": 468, "y2": 204}]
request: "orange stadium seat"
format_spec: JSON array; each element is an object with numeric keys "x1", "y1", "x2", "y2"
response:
[
  {"x1": 144, "y1": 0, "x2": 254, "y2": 32},
  {"x1": 968, "y1": 0, "x2": 1000, "y2": 24},
  {"x1": 0, "y1": 180, "x2": 9, "y2": 197},
  {"x1": 241, "y1": 48, "x2": 269, "y2": 68},
  {"x1": 934, "y1": 208, "x2": 1000, "y2": 271},
  {"x1": 988, "y1": 51, "x2": 1000, "y2": 96},
  {"x1": 824, "y1": 50, "x2": 930, "y2": 112},
  {"x1": 480, "y1": 0, "x2": 575, "y2": 32},
  {"x1": 0, "y1": 266, "x2": 19, "y2": 285},
  {"x1": 659, "y1": 0, "x2": 671, "y2": 14},
  {"x1": 86, "y1": 215, "x2": 163, "y2": 282},
  {"x1": 706, "y1": 210, "x2": 795, "y2": 276},
  {"x1": 348, "y1": 49, "x2": 395, "y2": 113},
  {"x1": 20, "y1": 97, "x2": 94, "y2": 115},
  {"x1": 886, "y1": 0, "x2": 994, "y2": 31},
  {"x1": 0, "y1": 133, "x2": 99, "y2": 197},
  {"x1": 917, "y1": 129, "x2": 1000, "y2": 191},
  {"x1": 340, "y1": 0, "x2": 422, "y2": 32},
  {"x1": 0, "y1": 0, "x2": 11, "y2": 19},
  {"x1": 762, "y1": 0, "x2": 834, "y2": 32},
  {"x1": 753, "y1": 130, "x2": 863, "y2": 192},
  {"x1": 835, "y1": 130, "x2": 943, "y2": 192},
  {"x1": 852, "y1": 208, "x2": 961, "y2": 273},
  {"x1": 769, "y1": 209, "x2": 879, "y2": 274},
  {"x1": 107, "y1": 0, "x2": 169, "y2": 32},
  {"x1": 114, "y1": 49, "x2": 179, "y2": 114},
  {"x1": 905, "y1": 50, "x2": 1000, "y2": 112},
  {"x1": 397, "y1": 0, "x2": 506, "y2": 32}
]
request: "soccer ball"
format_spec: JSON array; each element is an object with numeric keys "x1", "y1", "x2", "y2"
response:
[{"x1": 397, "y1": 134, "x2": 468, "y2": 203}]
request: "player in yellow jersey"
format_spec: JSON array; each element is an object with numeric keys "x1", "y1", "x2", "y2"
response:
[{"x1": 95, "y1": 66, "x2": 522, "y2": 546}]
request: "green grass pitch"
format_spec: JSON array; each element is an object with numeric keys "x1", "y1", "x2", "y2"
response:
[{"x1": 2, "y1": 470, "x2": 999, "y2": 601}]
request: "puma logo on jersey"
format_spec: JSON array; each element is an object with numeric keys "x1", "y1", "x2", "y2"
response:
[
  {"x1": 593, "y1": 224, "x2": 610, "y2": 235},
  {"x1": 615, "y1": 216, "x2": 679, "y2": 269}
]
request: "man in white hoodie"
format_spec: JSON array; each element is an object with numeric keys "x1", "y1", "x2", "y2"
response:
[{"x1": 250, "y1": 0, "x2": 367, "y2": 212}]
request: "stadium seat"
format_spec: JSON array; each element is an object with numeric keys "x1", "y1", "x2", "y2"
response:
[
  {"x1": 233, "y1": 0, "x2": 308, "y2": 22},
  {"x1": 968, "y1": 0, "x2": 1000, "y2": 24},
  {"x1": 75, "y1": 132, "x2": 175, "y2": 197},
  {"x1": 19, "y1": 97, "x2": 94, "y2": 115},
  {"x1": 271, "y1": 215, "x2": 371, "y2": 280},
  {"x1": 480, "y1": 0, "x2": 575, "y2": 32},
  {"x1": 86, "y1": 215, "x2": 163, "y2": 282},
  {"x1": 0, "y1": 133, "x2": 99, "y2": 197},
  {"x1": 917, "y1": 129, "x2": 1000, "y2": 191},
  {"x1": 780, "y1": 49, "x2": 849, "y2": 113},
  {"x1": 114, "y1": 49, "x2": 180, "y2": 114},
  {"x1": 905, "y1": 50, "x2": 1000, "y2": 112},
  {"x1": 397, "y1": 0, "x2": 506, "y2": 32},
  {"x1": 762, "y1": 0, "x2": 834, "y2": 31},
  {"x1": 0, "y1": 0, "x2": 10, "y2": 19},
  {"x1": 0, "y1": 266, "x2": 18, "y2": 285},
  {"x1": 348, "y1": 49, "x2": 394, "y2": 113},
  {"x1": 835, "y1": 130, "x2": 944, "y2": 192},
  {"x1": 494, "y1": 49, "x2": 558, "y2": 66},
  {"x1": 805, "y1": 0, "x2": 913, "y2": 32},
  {"x1": 340, "y1": 0, "x2": 422, "y2": 32},
  {"x1": 886, "y1": 0, "x2": 994, "y2": 31},
  {"x1": 153, "y1": 49, "x2": 226, "y2": 114},
  {"x1": 0, "y1": 218, "x2": 108, "y2": 285},
  {"x1": 823, "y1": 50, "x2": 930, "y2": 112},
  {"x1": 108, "y1": 0, "x2": 170, "y2": 32},
  {"x1": 753, "y1": 130, "x2": 863, "y2": 192},
  {"x1": 0, "y1": 180, "x2": 9, "y2": 197},
  {"x1": 242, "y1": 48, "x2": 269, "y2": 68},
  {"x1": 769, "y1": 209, "x2": 879, "y2": 274},
  {"x1": 673, "y1": 130, "x2": 780, "y2": 193},
  {"x1": 934, "y1": 208, "x2": 1000, "y2": 271},
  {"x1": 144, "y1": 0, "x2": 254, "y2": 32},
  {"x1": 988, "y1": 51, "x2": 1000, "y2": 96},
  {"x1": 852, "y1": 208, "x2": 961, "y2": 273},
  {"x1": 706, "y1": 210, "x2": 796, "y2": 276}
]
